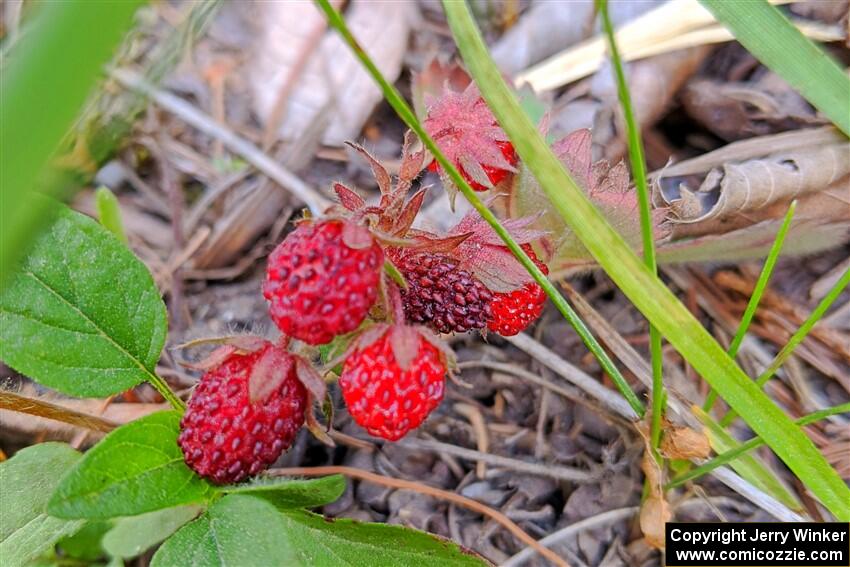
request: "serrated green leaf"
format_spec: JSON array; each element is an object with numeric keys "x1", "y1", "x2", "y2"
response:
[
  {"x1": 0, "y1": 443, "x2": 86, "y2": 567},
  {"x1": 695, "y1": 408, "x2": 802, "y2": 511},
  {"x1": 0, "y1": 204, "x2": 167, "y2": 398},
  {"x1": 152, "y1": 494, "x2": 487, "y2": 567},
  {"x1": 150, "y1": 495, "x2": 296, "y2": 567},
  {"x1": 102, "y1": 505, "x2": 203, "y2": 559},
  {"x1": 273, "y1": 509, "x2": 487, "y2": 566},
  {"x1": 48, "y1": 412, "x2": 211, "y2": 519},
  {"x1": 221, "y1": 475, "x2": 346, "y2": 509}
]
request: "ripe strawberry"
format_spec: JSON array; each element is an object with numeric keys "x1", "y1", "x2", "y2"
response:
[
  {"x1": 339, "y1": 326, "x2": 446, "y2": 440},
  {"x1": 427, "y1": 140, "x2": 518, "y2": 191},
  {"x1": 423, "y1": 84, "x2": 518, "y2": 192},
  {"x1": 178, "y1": 343, "x2": 307, "y2": 484},
  {"x1": 487, "y1": 245, "x2": 549, "y2": 336},
  {"x1": 396, "y1": 252, "x2": 493, "y2": 334},
  {"x1": 263, "y1": 219, "x2": 383, "y2": 345}
]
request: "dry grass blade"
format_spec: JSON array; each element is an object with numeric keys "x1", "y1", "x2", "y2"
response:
[
  {"x1": 269, "y1": 466, "x2": 569, "y2": 567},
  {"x1": 0, "y1": 390, "x2": 118, "y2": 433},
  {"x1": 111, "y1": 68, "x2": 331, "y2": 215}
]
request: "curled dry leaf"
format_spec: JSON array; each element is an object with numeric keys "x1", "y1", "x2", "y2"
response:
[
  {"x1": 652, "y1": 127, "x2": 850, "y2": 262},
  {"x1": 656, "y1": 144, "x2": 849, "y2": 226},
  {"x1": 249, "y1": 0, "x2": 413, "y2": 146},
  {"x1": 660, "y1": 425, "x2": 711, "y2": 460},
  {"x1": 640, "y1": 496, "x2": 672, "y2": 550}
]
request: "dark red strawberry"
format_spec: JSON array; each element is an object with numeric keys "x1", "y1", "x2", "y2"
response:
[{"x1": 395, "y1": 252, "x2": 493, "y2": 334}]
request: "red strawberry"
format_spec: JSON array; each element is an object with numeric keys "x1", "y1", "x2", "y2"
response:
[
  {"x1": 427, "y1": 141, "x2": 517, "y2": 191},
  {"x1": 263, "y1": 219, "x2": 383, "y2": 345},
  {"x1": 339, "y1": 326, "x2": 446, "y2": 441},
  {"x1": 395, "y1": 252, "x2": 493, "y2": 334},
  {"x1": 423, "y1": 84, "x2": 518, "y2": 192},
  {"x1": 178, "y1": 342, "x2": 307, "y2": 484},
  {"x1": 487, "y1": 245, "x2": 549, "y2": 336}
]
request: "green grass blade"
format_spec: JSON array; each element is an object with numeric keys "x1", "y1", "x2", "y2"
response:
[
  {"x1": 703, "y1": 200, "x2": 796, "y2": 413},
  {"x1": 0, "y1": 0, "x2": 144, "y2": 282},
  {"x1": 315, "y1": 0, "x2": 645, "y2": 418},
  {"x1": 699, "y1": 0, "x2": 850, "y2": 137},
  {"x1": 595, "y1": 0, "x2": 665, "y2": 451},
  {"x1": 720, "y1": 266, "x2": 850, "y2": 427},
  {"x1": 670, "y1": 402, "x2": 850, "y2": 489},
  {"x1": 441, "y1": 0, "x2": 850, "y2": 519},
  {"x1": 95, "y1": 187, "x2": 129, "y2": 244},
  {"x1": 695, "y1": 408, "x2": 802, "y2": 511}
]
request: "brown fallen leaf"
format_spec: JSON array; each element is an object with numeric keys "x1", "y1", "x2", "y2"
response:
[
  {"x1": 549, "y1": 46, "x2": 711, "y2": 162},
  {"x1": 682, "y1": 72, "x2": 826, "y2": 142},
  {"x1": 249, "y1": 0, "x2": 414, "y2": 146}
]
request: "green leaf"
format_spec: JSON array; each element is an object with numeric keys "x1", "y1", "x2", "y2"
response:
[
  {"x1": 95, "y1": 186, "x2": 128, "y2": 244},
  {"x1": 439, "y1": 0, "x2": 850, "y2": 520},
  {"x1": 274, "y1": 509, "x2": 487, "y2": 566},
  {"x1": 150, "y1": 495, "x2": 297, "y2": 567},
  {"x1": 102, "y1": 505, "x2": 203, "y2": 559},
  {"x1": 0, "y1": 443, "x2": 85, "y2": 567},
  {"x1": 695, "y1": 408, "x2": 802, "y2": 511},
  {"x1": 0, "y1": 0, "x2": 143, "y2": 279},
  {"x1": 0, "y1": 204, "x2": 168, "y2": 398},
  {"x1": 154, "y1": 493, "x2": 487, "y2": 567},
  {"x1": 699, "y1": 0, "x2": 850, "y2": 137},
  {"x1": 57, "y1": 521, "x2": 112, "y2": 562},
  {"x1": 49, "y1": 412, "x2": 211, "y2": 519},
  {"x1": 221, "y1": 475, "x2": 346, "y2": 509}
]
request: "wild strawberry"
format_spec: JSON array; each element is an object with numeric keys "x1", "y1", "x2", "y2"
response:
[
  {"x1": 396, "y1": 252, "x2": 493, "y2": 334},
  {"x1": 263, "y1": 219, "x2": 383, "y2": 345},
  {"x1": 178, "y1": 342, "x2": 307, "y2": 484},
  {"x1": 339, "y1": 326, "x2": 446, "y2": 440},
  {"x1": 487, "y1": 246, "x2": 549, "y2": 336},
  {"x1": 423, "y1": 84, "x2": 518, "y2": 192},
  {"x1": 427, "y1": 141, "x2": 517, "y2": 191}
]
